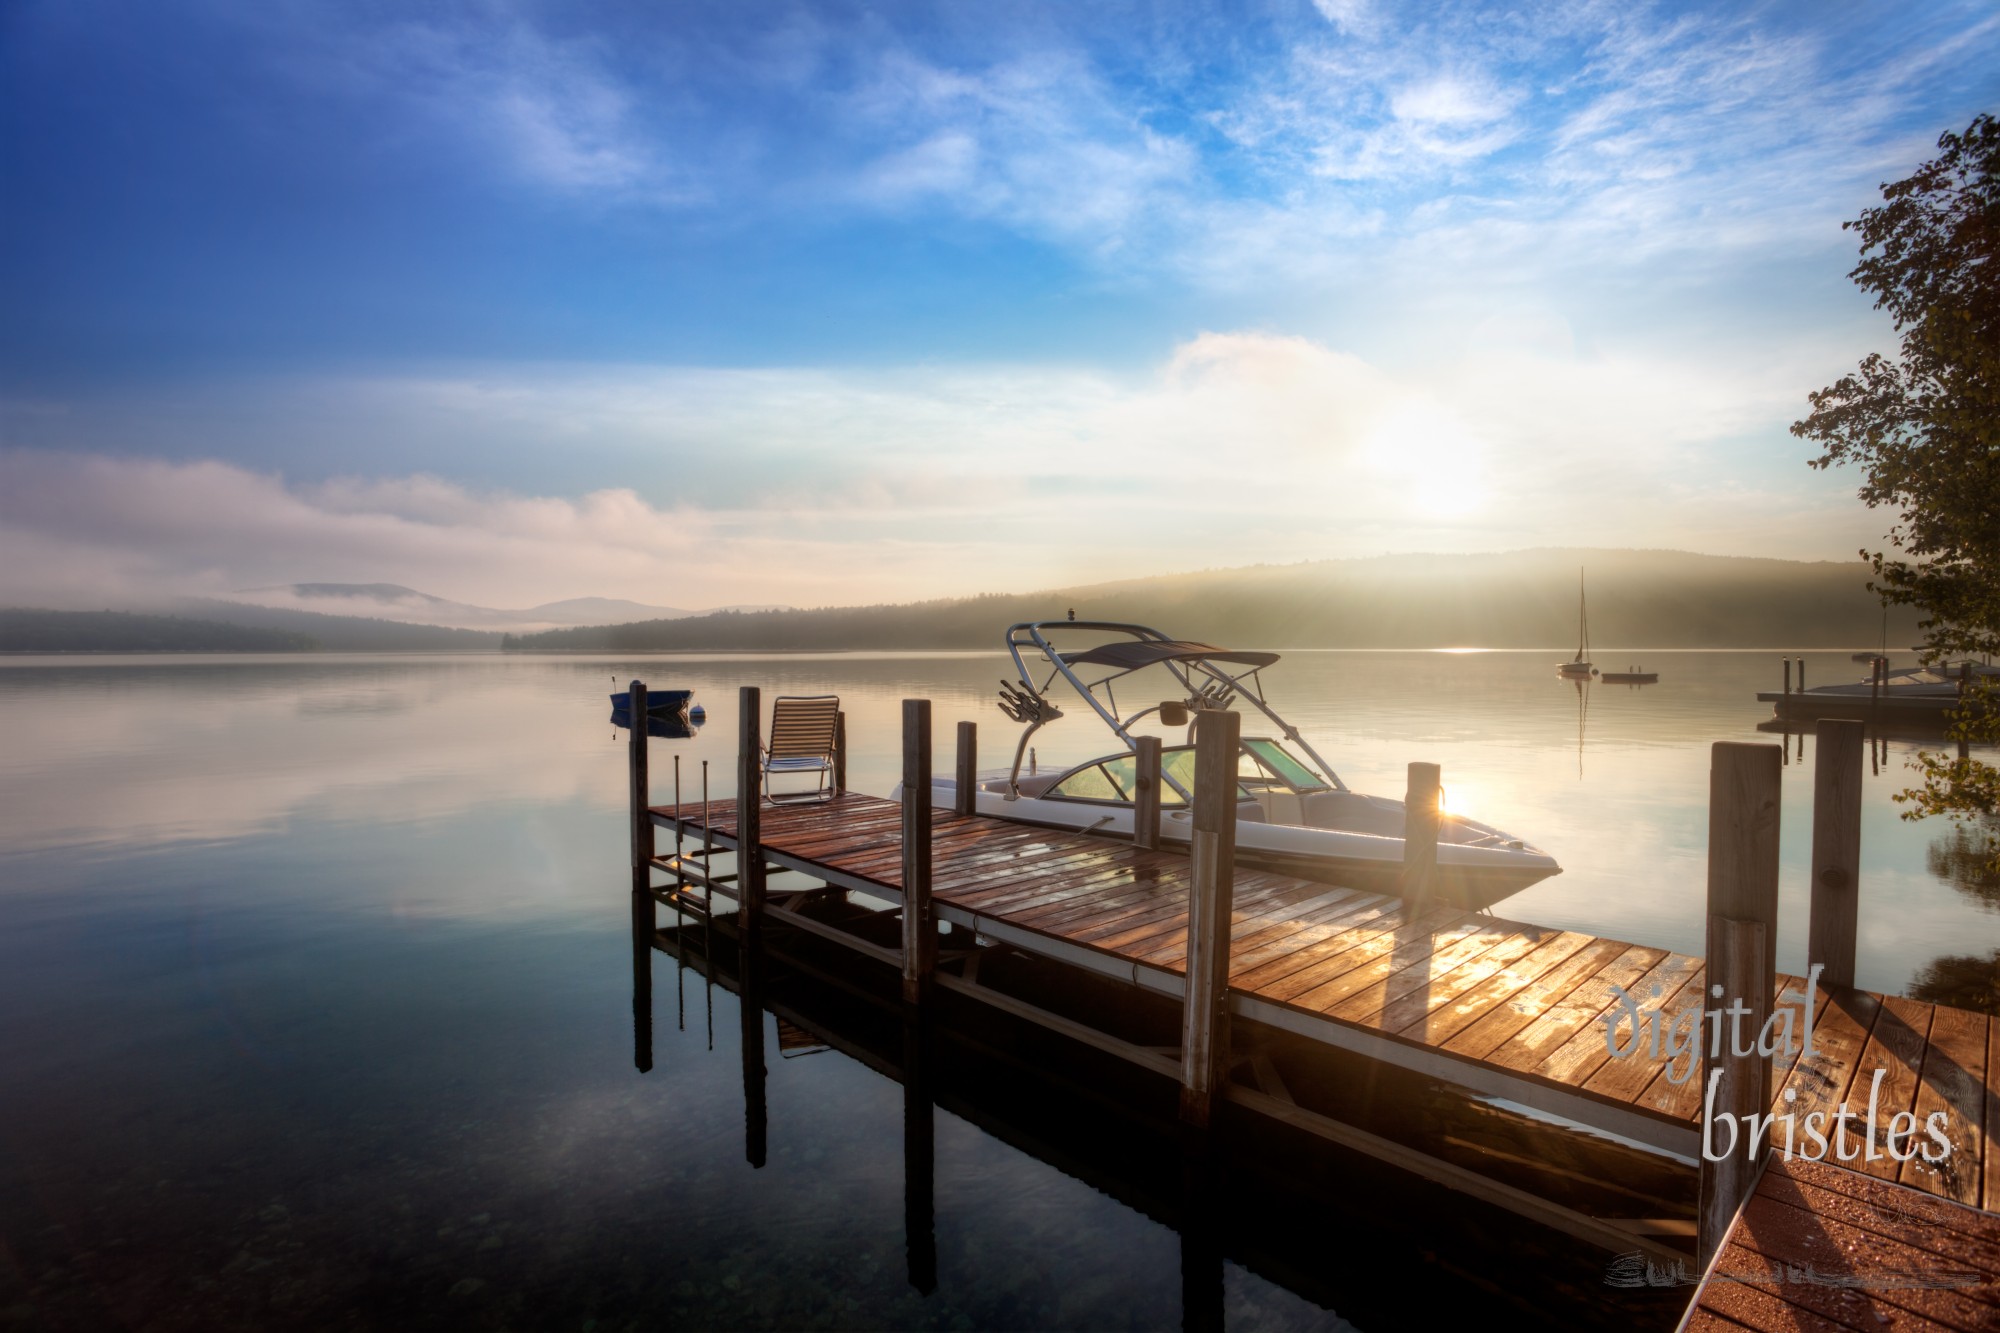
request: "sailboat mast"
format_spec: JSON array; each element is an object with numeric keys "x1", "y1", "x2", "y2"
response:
[{"x1": 1577, "y1": 568, "x2": 1589, "y2": 660}]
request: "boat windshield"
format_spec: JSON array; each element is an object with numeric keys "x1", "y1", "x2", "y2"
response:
[
  {"x1": 1240, "y1": 738, "x2": 1329, "y2": 792},
  {"x1": 1047, "y1": 746, "x2": 1275, "y2": 806}
]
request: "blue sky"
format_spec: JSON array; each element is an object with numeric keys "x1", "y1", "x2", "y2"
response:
[{"x1": 2, "y1": 0, "x2": 1996, "y2": 608}]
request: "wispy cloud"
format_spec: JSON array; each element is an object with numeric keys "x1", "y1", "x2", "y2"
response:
[
  {"x1": 294, "y1": 8, "x2": 698, "y2": 204},
  {"x1": 230, "y1": 1, "x2": 1993, "y2": 292},
  {"x1": 840, "y1": 48, "x2": 1196, "y2": 251}
]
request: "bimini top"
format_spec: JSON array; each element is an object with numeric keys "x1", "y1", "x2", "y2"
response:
[
  {"x1": 1000, "y1": 619, "x2": 1346, "y2": 800},
  {"x1": 1059, "y1": 640, "x2": 1281, "y2": 672}
]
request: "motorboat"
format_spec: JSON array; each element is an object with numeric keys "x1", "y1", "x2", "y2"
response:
[{"x1": 894, "y1": 620, "x2": 1561, "y2": 910}]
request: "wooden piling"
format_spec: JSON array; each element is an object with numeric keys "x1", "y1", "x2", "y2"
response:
[
  {"x1": 1782, "y1": 657, "x2": 1792, "y2": 696},
  {"x1": 737, "y1": 686, "x2": 768, "y2": 1170},
  {"x1": 954, "y1": 720, "x2": 977, "y2": 818},
  {"x1": 1697, "y1": 741, "x2": 1781, "y2": 1265},
  {"x1": 1808, "y1": 719, "x2": 1863, "y2": 989},
  {"x1": 1704, "y1": 742, "x2": 1781, "y2": 1026},
  {"x1": 1796, "y1": 656, "x2": 1805, "y2": 694},
  {"x1": 1697, "y1": 914, "x2": 1771, "y2": 1266},
  {"x1": 1179, "y1": 708, "x2": 1240, "y2": 1130},
  {"x1": 1133, "y1": 734, "x2": 1163, "y2": 853},
  {"x1": 834, "y1": 710, "x2": 848, "y2": 795},
  {"x1": 629, "y1": 679, "x2": 653, "y2": 895},
  {"x1": 902, "y1": 700, "x2": 935, "y2": 1007},
  {"x1": 737, "y1": 686, "x2": 766, "y2": 940},
  {"x1": 629, "y1": 678, "x2": 656, "y2": 1070},
  {"x1": 1400, "y1": 762, "x2": 1441, "y2": 908}
]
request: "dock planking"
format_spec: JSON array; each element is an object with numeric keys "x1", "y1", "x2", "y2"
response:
[
  {"x1": 653, "y1": 791, "x2": 1997, "y2": 1205},
  {"x1": 1681, "y1": 1156, "x2": 1999, "y2": 1333}
]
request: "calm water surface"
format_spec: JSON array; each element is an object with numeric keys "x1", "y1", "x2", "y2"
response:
[{"x1": 2, "y1": 650, "x2": 1994, "y2": 1330}]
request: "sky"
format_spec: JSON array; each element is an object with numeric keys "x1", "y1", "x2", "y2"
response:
[{"x1": 2, "y1": 0, "x2": 1996, "y2": 611}]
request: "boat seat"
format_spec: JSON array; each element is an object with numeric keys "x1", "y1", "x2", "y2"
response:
[{"x1": 1299, "y1": 789, "x2": 1404, "y2": 836}]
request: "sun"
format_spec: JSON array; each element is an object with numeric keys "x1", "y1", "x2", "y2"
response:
[{"x1": 1362, "y1": 402, "x2": 1489, "y2": 519}]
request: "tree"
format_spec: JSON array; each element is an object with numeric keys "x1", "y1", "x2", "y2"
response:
[{"x1": 1793, "y1": 113, "x2": 1999, "y2": 830}]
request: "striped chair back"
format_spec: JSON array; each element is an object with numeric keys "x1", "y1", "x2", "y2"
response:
[{"x1": 767, "y1": 695, "x2": 840, "y2": 761}]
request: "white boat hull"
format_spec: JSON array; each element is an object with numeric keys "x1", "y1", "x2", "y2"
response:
[{"x1": 893, "y1": 779, "x2": 1561, "y2": 912}]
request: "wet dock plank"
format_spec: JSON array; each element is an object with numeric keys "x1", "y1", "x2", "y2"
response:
[{"x1": 1683, "y1": 1156, "x2": 1999, "y2": 1332}]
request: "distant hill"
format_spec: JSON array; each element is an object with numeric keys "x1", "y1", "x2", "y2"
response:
[
  {"x1": 174, "y1": 600, "x2": 503, "y2": 650},
  {"x1": 224, "y1": 582, "x2": 783, "y2": 632},
  {"x1": 0, "y1": 610, "x2": 317, "y2": 652},
  {"x1": 501, "y1": 549, "x2": 1928, "y2": 652}
]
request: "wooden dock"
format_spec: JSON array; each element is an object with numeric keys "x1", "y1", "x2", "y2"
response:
[
  {"x1": 623, "y1": 683, "x2": 2000, "y2": 1326},
  {"x1": 1679, "y1": 1157, "x2": 1999, "y2": 1332},
  {"x1": 651, "y1": 790, "x2": 1998, "y2": 1212}
]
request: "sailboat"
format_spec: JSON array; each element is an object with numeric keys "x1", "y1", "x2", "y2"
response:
[{"x1": 1557, "y1": 569, "x2": 1596, "y2": 678}]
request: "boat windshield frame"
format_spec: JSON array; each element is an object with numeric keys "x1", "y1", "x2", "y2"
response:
[{"x1": 1002, "y1": 620, "x2": 1349, "y2": 801}]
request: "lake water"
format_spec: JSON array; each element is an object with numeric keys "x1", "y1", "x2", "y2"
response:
[{"x1": 2, "y1": 649, "x2": 1994, "y2": 1330}]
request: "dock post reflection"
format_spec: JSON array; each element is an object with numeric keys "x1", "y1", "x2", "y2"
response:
[
  {"x1": 1178, "y1": 1142, "x2": 1224, "y2": 1333},
  {"x1": 631, "y1": 877, "x2": 654, "y2": 1075},
  {"x1": 902, "y1": 1013, "x2": 937, "y2": 1295},
  {"x1": 740, "y1": 951, "x2": 768, "y2": 1169}
]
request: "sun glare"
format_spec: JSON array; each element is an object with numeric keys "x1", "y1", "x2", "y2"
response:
[{"x1": 1363, "y1": 402, "x2": 1489, "y2": 519}]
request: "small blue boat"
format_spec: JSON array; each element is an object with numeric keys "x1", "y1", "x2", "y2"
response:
[
  {"x1": 609, "y1": 688, "x2": 693, "y2": 716},
  {"x1": 610, "y1": 706, "x2": 700, "y2": 739}
]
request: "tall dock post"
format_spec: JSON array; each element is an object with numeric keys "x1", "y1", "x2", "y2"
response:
[
  {"x1": 902, "y1": 700, "x2": 935, "y2": 1007},
  {"x1": 737, "y1": 686, "x2": 767, "y2": 941},
  {"x1": 629, "y1": 680, "x2": 653, "y2": 895},
  {"x1": 628, "y1": 680, "x2": 655, "y2": 1073},
  {"x1": 737, "y1": 686, "x2": 767, "y2": 1168},
  {"x1": 954, "y1": 721, "x2": 977, "y2": 818},
  {"x1": 1697, "y1": 742, "x2": 1780, "y2": 1266},
  {"x1": 1179, "y1": 708, "x2": 1241, "y2": 1130},
  {"x1": 1133, "y1": 735, "x2": 1163, "y2": 853},
  {"x1": 1400, "y1": 761, "x2": 1441, "y2": 909},
  {"x1": 902, "y1": 702, "x2": 939, "y2": 1286},
  {"x1": 1809, "y1": 719, "x2": 1864, "y2": 989},
  {"x1": 834, "y1": 711, "x2": 848, "y2": 796}
]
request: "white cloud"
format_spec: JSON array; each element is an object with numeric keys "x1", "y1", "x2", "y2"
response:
[{"x1": 0, "y1": 327, "x2": 1890, "y2": 610}]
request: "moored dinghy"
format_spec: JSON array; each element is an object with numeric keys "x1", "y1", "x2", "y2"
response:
[{"x1": 893, "y1": 620, "x2": 1560, "y2": 910}]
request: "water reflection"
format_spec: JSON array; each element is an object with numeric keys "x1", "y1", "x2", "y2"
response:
[
  {"x1": 1569, "y1": 677, "x2": 1589, "y2": 780},
  {"x1": 1908, "y1": 948, "x2": 2000, "y2": 1016},
  {"x1": 1926, "y1": 825, "x2": 2000, "y2": 909},
  {"x1": 634, "y1": 907, "x2": 1686, "y2": 1331}
]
